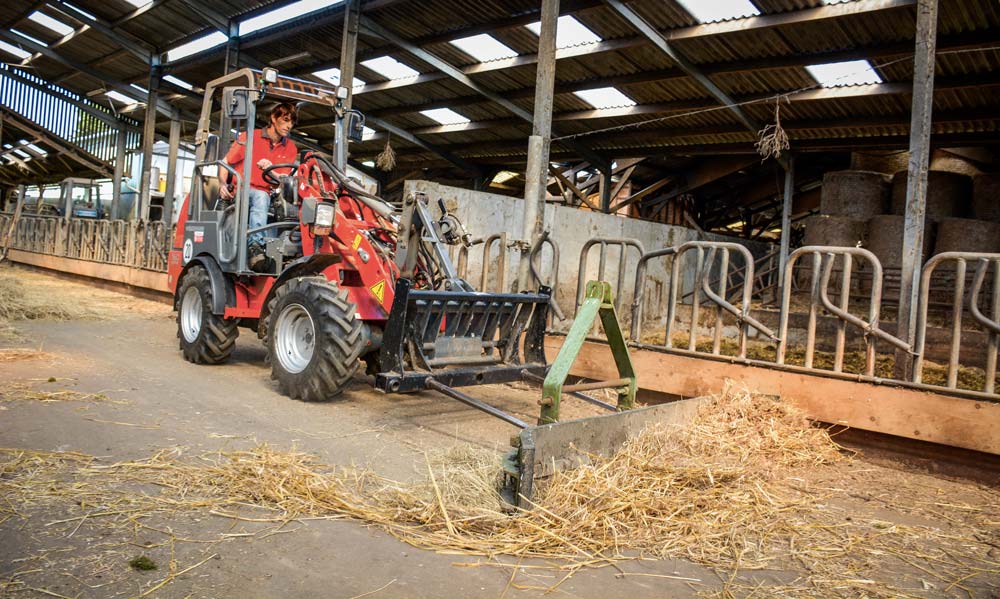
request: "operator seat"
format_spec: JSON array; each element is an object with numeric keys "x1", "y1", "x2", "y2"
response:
[{"x1": 200, "y1": 134, "x2": 222, "y2": 209}]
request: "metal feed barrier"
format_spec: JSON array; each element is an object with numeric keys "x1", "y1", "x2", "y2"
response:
[
  {"x1": 0, "y1": 213, "x2": 173, "y2": 273},
  {"x1": 594, "y1": 238, "x2": 999, "y2": 399},
  {"x1": 4, "y1": 211, "x2": 997, "y2": 400}
]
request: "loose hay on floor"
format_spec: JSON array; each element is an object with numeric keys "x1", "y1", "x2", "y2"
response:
[
  {"x1": 2, "y1": 385, "x2": 997, "y2": 598},
  {"x1": 0, "y1": 381, "x2": 125, "y2": 404},
  {"x1": 0, "y1": 265, "x2": 170, "y2": 346}
]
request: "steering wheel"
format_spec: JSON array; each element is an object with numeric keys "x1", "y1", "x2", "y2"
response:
[{"x1": 261, "y1": 162, "x2": 299, "y2": 187}]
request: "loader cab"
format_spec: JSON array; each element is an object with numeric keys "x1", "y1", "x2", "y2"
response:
[{"x1": 182, "y1": 68, "x2": 318, "y2": 276}]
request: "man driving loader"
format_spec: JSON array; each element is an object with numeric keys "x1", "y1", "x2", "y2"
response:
[{"x1": 219, "y1": 101, "x2": 298, "y2": 272}]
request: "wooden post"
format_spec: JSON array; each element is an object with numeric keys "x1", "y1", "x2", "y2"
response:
[
  {"x1": 896, "y1": 0, "x2": 938, "y2": 378},
  {"x1": 518, "y1": 0, "x2": 558, "y2": 291},
  {"x1": 779, "y1": 155, "x2": 794, "y2": 290},
  {"x1": 163, "y1": 108, "x2": 180, "y2": 225},
  {"x1": 138, "y1": 58, "x2": 160, "y2": 221},
  {"x1": 335, "y1": 0, "x2": 360, "y2": 170}
]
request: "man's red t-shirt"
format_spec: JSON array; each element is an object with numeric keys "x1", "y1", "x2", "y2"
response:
[{"x1": 224, "y1": 128, "x2": 298, "y2": 190}]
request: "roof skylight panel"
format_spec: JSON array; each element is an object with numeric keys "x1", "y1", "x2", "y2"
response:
[
  {"x1": 674, "y1": 0, "x2": 760, "y2": 23},
  {"x1": 525, "y1": 16, "x2": 601, "y2": 49},
  {"x1": 23, "y1": 142, "x2": 48, "y2": 156},
  {"x1": 240, "y1": 0, "x2": 342, "y2": 36},
  {"x1": 166, "y1": 31, "x2": 227, "y2": 62},
  {"x1": 11, "y1": 30, "x2": 48, "y2": 47},
  {"x1": 0, "y1": 40, "x2": 31, "y2": 60},
  {"x1": 573, "y1": 87, "x2": 636, "y2": 109},
  {"x1": 420, "y1": 108, "x2": 469, "y2": 125},
  {"x1": 313, "y1": 67, "x2": 366, "y2": 88},
  {"x1": 106, "y1": 90, "x2": 139, "y2": 105},
  {"x1": 124, "y1": 0, "x2": 152, "y2": 7},
  {"x1": 361, "y1": 56, "x2": 419, "y2": 80},
  {"x1": 28, "y1": 11, "x2": 74, "y2": 37},
  {"x1": 805, "y1": 60, "x2": 883, "y2": 87},
  {"x1": 449, "y1": 34, "x2": 518, "y2": 62},
  {"x1": 163, "y1": 75, "x2": 194, "y2": 90}
]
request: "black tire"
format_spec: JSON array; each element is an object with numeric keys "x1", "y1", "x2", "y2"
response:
[
  {"x1": 265, "y1": 277, "x2": 364, "y2": 401},
  {"x1": 176, "y1": 265, "x2": 239, "y2": 364}
]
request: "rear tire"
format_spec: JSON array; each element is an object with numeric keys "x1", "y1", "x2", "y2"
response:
[
  {"x1": 176, "y1": 265, "x2": 239, "y2": 364},
  {"x1": 266, "y1": 277, "x2": 363, "y2": 401}
]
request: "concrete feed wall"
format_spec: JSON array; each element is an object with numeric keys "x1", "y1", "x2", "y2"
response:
[{"x1": 404, "y1": 180, "x2": 771, "y2": 334}]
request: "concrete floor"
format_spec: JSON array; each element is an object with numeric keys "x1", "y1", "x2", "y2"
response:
[
  {"x1": 2, "y1": 269, "x2": 997, "y2": 599},
  {"x1": 0, "y1": 281, "x2": 716, "y2": 598}
]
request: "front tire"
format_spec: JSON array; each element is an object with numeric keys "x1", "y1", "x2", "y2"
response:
[
  {"x1": 176, "y1": 265, "x2": 239, "y2": 364},
  {"x1": 266, "y1": 277, "x2": 364, "y2": 401}
]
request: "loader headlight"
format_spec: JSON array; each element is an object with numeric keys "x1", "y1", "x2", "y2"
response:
[
  {"x1": 315, "y1": 203, "x2": 335, "y2": 228},
  {"x1": 312, "y1": 202, "x2": 335, "y2": 236}
]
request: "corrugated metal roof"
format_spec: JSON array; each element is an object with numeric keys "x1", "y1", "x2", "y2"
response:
[{"x1": 1, "y1": 0, "x2": 998, "y2": 194}]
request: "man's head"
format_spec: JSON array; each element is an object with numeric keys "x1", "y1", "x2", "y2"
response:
[{"x1": 268, "y1": 102, "x2": 298, "y2": 139}]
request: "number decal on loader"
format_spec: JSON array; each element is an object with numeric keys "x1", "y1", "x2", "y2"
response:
[
  {"x1": 352, "y1": 233, "x2": 363, "y2": 250},
  {"x1": 369, "y1": 279, "x2": 386, "y2": 304}
]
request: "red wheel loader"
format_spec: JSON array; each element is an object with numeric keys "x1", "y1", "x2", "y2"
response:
[{"x1": 167, "y1": 69, "x2": 550, "y2": 415}]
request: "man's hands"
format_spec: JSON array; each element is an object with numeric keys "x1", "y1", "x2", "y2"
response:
[{"x1": 220, "y1": 159, "x2": 274, "y2": 199}]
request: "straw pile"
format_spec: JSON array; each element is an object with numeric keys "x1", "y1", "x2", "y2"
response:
[{"x1": 3, "y1": 386, "x2": 997, "y2": 597}]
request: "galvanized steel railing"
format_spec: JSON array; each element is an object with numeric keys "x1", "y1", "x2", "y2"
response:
[
  {"x1": 575, "y1": 237, "x2": 645, "y2": 315},
  {"x1": 914, "y1": 252, "x2": 1000, "y2": 394},
  {"x1": 778, "y1": 246, "x2": 910, "y2": 376},
  {"x1": 616, "y1": 238, "x2": 998, "y2": 399},
  {"x1": 0, "y1": 213, "x2": 172, "y2": 272}
]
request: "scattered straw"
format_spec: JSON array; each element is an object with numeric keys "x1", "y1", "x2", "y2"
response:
[
  {"x1": 2, "y1": 386, "x2": 997, "y2": 597},
  {"x1": 0, "y1": 348, "x2": 51, "y2": 362},
  {"x1": 0, "y1": 381, "x2": 126, "y2": 404}
]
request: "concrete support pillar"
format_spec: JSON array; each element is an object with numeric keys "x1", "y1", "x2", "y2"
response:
[
  {"x1": 518, "y1": 0, "x2": 559, "y2": 291},
  {"x1": 335, "y1": 0, "x2": 360, "y2": 170},
  {"x1": 896, "y1": 0, "x2": 938, "y2": 378},
  {"x1": 138, "y1": 58, "x2": 161, "y2": 221},
  {"x1": 778, "y1": 155, "x2": 795, "y2": 290},
  {"x1": 163, "y1": 108, "x2": 181, "y2": 225},
  {"x1": 111, "y1": 123, "x2": 126, "y2": 220}
]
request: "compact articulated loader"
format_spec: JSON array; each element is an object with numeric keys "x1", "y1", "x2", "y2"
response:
[
  {"x1": 168, "y1": 69, "x2": 673, "y2": 502},
  {"x1": 167, "y1": 68, "x2": 550, "y2": 410}
]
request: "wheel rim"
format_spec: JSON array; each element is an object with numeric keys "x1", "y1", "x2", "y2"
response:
[
  {"x1": 274, "y1": 303, "x2": 315, "y2": 374},
  {"x1": 180, "y1": 286, "x2": 203, "y2": 343}
]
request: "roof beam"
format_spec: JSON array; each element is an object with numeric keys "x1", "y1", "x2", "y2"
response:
[
  {"x1": 287, "y1": 0, "x2": 917, "y2": 99},
  {"x1": 365, "y1": 115, "x2": 485, "y2": 177},
  {"x1": 327, "y1": 74, "x2": 999, "y2": 145},
  {"x1": 0, "y1": 66, "x2": 139, "y2": 132},
  {"x1": 358, "y1": 15, "x2": 607, "y2": 167},
  {"x1": 0, "y1": 29, "x2": 177, "y2": 119},
  {"x1": 359, "y1": 16, "x2": 534, "y2": 123},
  {"x1": 360, "y1": 30, "x2": 998, "y2": 120},
  {"x1": 112, "y1": 0, "x2": 174, "y2": 27},
  {"x1": 162, "y1": 0, "x2": 408, "y2": 72},
  {"x1": 176, "y1": 0, "x2": 229, "y2": 34},
  {"x1": 602, "y1": 0, "x2": 761, "y2": 135},
  {"x1": 345, "y1": 106, "x2": 999, "y2": 166},
  {"x1": 1, "y1": 110, "x2": 113, "y2": 177},
  {"x1": 48, "y1": 0, "x2": 154, "y2": 61}
]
